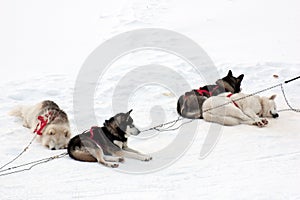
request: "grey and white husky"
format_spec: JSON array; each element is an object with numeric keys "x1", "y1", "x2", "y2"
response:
[{"x1": 67, "y1": 110, "x2": 152, "y2": 168}]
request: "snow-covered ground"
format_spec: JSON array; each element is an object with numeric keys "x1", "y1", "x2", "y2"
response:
[{"x1": 1, "y1": 0, "x2": 300, "y2": 199}]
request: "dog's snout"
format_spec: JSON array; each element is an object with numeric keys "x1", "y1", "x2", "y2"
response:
[
  {"x1": 272, "y1": 113, "x2": 279, "y2": 118},
  {"x1": 50, "y1": 147, "x2": 56, "y2": 150}
]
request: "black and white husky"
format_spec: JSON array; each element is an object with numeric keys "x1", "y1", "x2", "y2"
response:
[
  {"x1": 177, "y1": 70, "x2": 244, "y2": 119},
  {"x1": 67, "y1": 110, "x2": 152, "y2": 168},
  {"x1": 202, "y1": 93, "x2": 279, "y2": 127}
]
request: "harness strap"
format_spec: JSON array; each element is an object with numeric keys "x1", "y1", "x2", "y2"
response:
[
  {"x1": 196, "y1": 89, "x2": 212, "y2": 96},
  {"x1": 227, "y1": 93, "x2": 239, "y2": 108},
  {"x1": 89, "y1": 126, "x2": 97, "y2": 139},
  {"x1": 34, "y1": 111, "x2": 56, "y2": 135},
  {"x1": 196, "y1": 85, "x2": 220, "y2": 97}
]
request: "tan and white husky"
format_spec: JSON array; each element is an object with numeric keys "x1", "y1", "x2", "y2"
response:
[{"x1": 9, "y1": 100, "x2": 71, "y2": 150}]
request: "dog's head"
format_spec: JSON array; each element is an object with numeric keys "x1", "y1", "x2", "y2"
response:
[
  {"x1": 104, "y1": 109, "x2": 140, "y2": 139},
  {"x1": 42, "y1": 124, "x2": 71, "y2": 150},
  {"x1": 216, "y1": 70, "x2": 244, "y2": 93},
  {"x1": 260, "y1": 94, "x2": 279, "y2": 118}
]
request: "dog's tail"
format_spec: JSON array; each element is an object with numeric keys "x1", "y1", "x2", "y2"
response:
[
  {"x1": 177, "y1": 96, "x2": 184, "y2": 116},
  {"x1": 8, "y1": 106, "x2": 24, "y2": 118}
]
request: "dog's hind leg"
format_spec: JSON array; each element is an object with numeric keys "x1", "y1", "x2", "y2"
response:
[
  {"x1": 84, "y1": 147, "x2": 119, "y2": 168},
  {"x1": 181, "y1": 110, "x2": 201, "y2": 119},
  {"x1": 80, "y1": 139, "x2": 119, "y2": 168},
  {"x1": 224, "y1": 106, "x2": 254, "y2": 122},
  {"x1": 103, "y1": 155, "x2": 124, "y2": 163},
  {"x1": 23, "y1": 120, "x2": 30, "y2": 128},
  {"x1": 203, "y1": 112, "x2": 241, "y2": 126}
]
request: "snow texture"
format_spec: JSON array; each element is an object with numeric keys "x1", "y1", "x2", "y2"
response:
[{"x1": 1, "y1": 0, "x2": 300, "y2": 199}]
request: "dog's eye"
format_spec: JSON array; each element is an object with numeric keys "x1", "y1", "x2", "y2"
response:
[
  {"x1": 64, "y1": 130, "x2": 69, "y2": 137},
  {"x1": 49, "y1": 131, "x2": 55, "y2": 135}
]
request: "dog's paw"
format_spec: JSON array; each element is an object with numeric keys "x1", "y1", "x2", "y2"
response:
[
  {"x1": 254, "y1": 120, "x2": 266, "y2": 128},
  {"x1": 262, "y1": 119, "x2": 268, "y2": 125},
  {"x1": 142, "y1": 155, "x2": 152, "y2": 161},
  {"x1": 109, "y1": 163, "x2": 119, "y2": 168},
  {"x1": 102, "y1": 162, "x2": 119, "y2": 168}
]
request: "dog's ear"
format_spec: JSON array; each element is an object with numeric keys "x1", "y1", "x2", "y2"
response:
[
  {"x1": 237, "y1": 74, "x2": 244, "y2": 82},
  {"x1": 64, "y1": 129, "x2": 70, "y2": 138},
  {"x1": 227, "y1": 70, "x2": 233, "y2": 77},
  {"x1": 126, "y1": 109, "x2": 132, "y2": 118},
  {"x1": 47, "y1": 128, "x2": 55, "y2": 135},
  {"x1": 104, "y1": 120, "x2": 110, "y2": 127},
  {"x1": 269, "y1": 94, "x2": 277, "y2": 100}
]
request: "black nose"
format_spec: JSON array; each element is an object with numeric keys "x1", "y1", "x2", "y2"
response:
[
  {"x1": 272, "y1": 113, "x2": 279, "y2": 118},
  {"x1": 51, "y1": 147, "x2": 56, "y2": 150}
]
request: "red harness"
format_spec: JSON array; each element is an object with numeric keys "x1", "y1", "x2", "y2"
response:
[
  {"x1": 227, "y1": 93, "x2": 239, "y2": 108},
  {"x1": 196, "y1": 85, "x2": 220, "y2": 97},
  {"x1": 33, "y1": 111, "x2": 57, "y2": 135},
  {"x1": 89, "y1": 126, "x2": 97, "y2": 139}
]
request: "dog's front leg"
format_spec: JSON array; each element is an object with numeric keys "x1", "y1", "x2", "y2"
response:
[
  {"x1": 114, "y1": 150, "x2": 152, "y2": 161},
  {"x1": 122, "y1": 142, "x2": 140, "y2": 153},
  {"x1": 123, "y1": 147, "x2": 139, "y2": 153},
  {"x1": 242, "y1": 108, "x2": 267, "y2": 127}
]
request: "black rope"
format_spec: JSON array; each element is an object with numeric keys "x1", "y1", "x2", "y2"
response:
[{"x1": 284, "y1": 76, "x2": 300, "y2": 84}]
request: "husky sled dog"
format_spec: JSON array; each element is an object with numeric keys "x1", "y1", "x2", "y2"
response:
[
  {"x1": 9, "y1": 100, "x2": 71, "y2": 150},
  {"x1": 177, "y1": 70, "x2": 244, "y2": 119},
  {"x1": 202, "y1": 93, "x2": 279, "y2": 127},
  {"x1": 67, "y1": 110, "x2": 152, "y2": 168}
]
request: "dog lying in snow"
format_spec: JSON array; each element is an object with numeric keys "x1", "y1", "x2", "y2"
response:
[
  {"x1": 202, "y1": 93, "x2": 279, "y2": 127},
  {"x1": 67, "y1": 110, "x2": 152, "y2": 168},
  {"x1": 177, "y1": 70, "x2": 244, "y2": 119},
  {"x1": 9, "y1": 100, "x2": 71, "y2": 150}
]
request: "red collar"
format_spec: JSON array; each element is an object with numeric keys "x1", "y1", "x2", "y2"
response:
[
  {"x1": 227, "y1": 93, "x2": 239, "y2": 108},
  {"x1": 34, "y1": 111, "x2": 57, "y2": 135}
]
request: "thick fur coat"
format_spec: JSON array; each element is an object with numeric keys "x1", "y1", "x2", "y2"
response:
[
  {"x1": 67, "y1": 110, "x2": 152, "y2": 168},
  {"x1": 202, "y1": 93, "x2": 279, "y2": 127},
  {"x1": 9, "y1": 100, "x2": 71, "y2": 150}
]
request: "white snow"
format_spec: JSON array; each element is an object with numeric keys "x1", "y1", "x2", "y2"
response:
[{"x1": 1, "y1": 0, "x2": 300, "y2": 199}]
